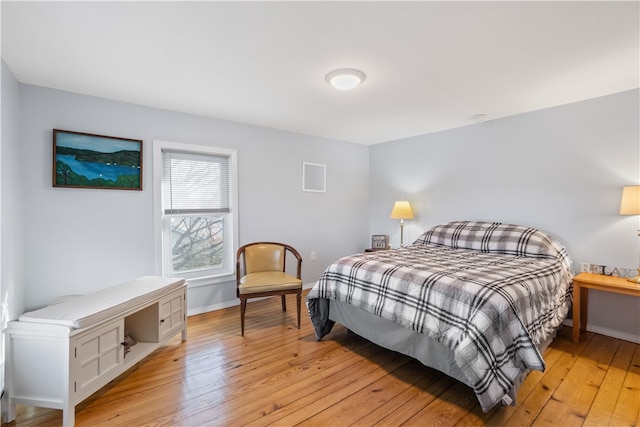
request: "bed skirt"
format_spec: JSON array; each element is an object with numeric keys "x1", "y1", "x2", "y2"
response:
[{"x1": 328, "y1": 299, "x2": 557, "y2": 410}]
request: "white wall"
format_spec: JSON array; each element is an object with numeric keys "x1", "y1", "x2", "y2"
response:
[
  {"x1": 4, "y1": 67, "x2": 639, "y2": 343},
  {"x1": 1, "y1": 60, "x2": 25, "y2": 407},
  {"x1": 370, "y1": 89, "x2": 640, "y2": 343},
  {"x1": 15, "y1": 83, "x2": 370, "y2": 314}
]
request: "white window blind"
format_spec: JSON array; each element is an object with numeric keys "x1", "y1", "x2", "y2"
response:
[{"x1": 162, "y1": 150, "x2": 230, "y2": 214}]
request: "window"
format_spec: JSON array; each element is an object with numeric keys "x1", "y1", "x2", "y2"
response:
[{"x1": 153, "y1": 140, "x2": 237, "y2": 285}]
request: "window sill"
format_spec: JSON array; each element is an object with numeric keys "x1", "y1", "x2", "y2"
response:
[{"x1": 180, "y1": 273, "x2": 235, "y2": 288}]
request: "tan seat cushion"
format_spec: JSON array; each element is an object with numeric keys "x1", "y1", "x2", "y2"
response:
[{"x1": 239, "y1": 271, "x2": 302, "y2": 294}]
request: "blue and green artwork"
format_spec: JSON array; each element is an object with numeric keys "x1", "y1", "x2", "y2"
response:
[{"x1": 53, "y1": 130, "x2": 142, "y2": 190}]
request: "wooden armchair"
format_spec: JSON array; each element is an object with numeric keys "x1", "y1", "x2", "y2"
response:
[{"x1": 236, "y1": 242, "x2": 303, "y2": 336}]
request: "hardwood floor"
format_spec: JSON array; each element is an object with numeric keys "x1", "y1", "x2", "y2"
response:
[{"x1": 4, "y1": 290, "x2": 639, "y2": 427}]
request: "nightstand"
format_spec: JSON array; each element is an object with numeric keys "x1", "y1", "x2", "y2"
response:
[{"x1": 572, "y1": 272, "x2": 640, "y2": 342}]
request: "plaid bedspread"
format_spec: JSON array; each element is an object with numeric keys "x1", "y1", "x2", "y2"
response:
[{"x1": 307, "y1": 242, "x2": 573, "y2": 412}]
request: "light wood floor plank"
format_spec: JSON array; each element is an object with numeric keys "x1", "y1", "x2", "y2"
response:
[
  {"x1": 261, "y1": 350, "x2": 411, "y2": 426},
  {"x1": 371, "y1": 373, "x2": 457, "y2": 426},
  {"x1": 401, "y1": 380, "x2": 477, "y2": 426},
  {"x1": 583, "y1": 340, "x2": 635, "y2": 426},
  {"x1": 532, "y1": 333, "x2": 619, "y2": 426},
  {"x1": 609, "y1": 344, "x2": 640, "y2": 426},
  {"x1": 356, "y1": 365, "x2": 449, "y2": 426},
  {"x1": 208, "y1": 331, "x2": 396, "y2": 426},
  {"x1": 297, "y1": 358, "x2": 431, "y2": 426},
  {"x1": 2, "y1": 291, "x2": 638, "y2": 427}
]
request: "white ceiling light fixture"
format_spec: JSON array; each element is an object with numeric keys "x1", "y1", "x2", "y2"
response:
[
  {"x1": 325, "y1": 68, "x2": 366, "y2": 90},
  {"x1": 468, "y1": 113, "x2": 488, "y2": 123}
]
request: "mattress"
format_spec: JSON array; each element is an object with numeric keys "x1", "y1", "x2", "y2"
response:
[{"x1": 19, "y1": 276, "x2": 185, "y2": 329}]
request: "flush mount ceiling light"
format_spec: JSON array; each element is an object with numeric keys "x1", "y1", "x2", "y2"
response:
[
  {"x1": 468, "y1": 113, "x2": 488, "y2": 123},
  {"x1": 325, "y1": 68, "x2": 366, "y2": 90}
]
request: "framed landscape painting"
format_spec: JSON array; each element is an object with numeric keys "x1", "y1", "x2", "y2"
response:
[{"x1": 53, "y1": 129, "x2": 143, "y2": 190}]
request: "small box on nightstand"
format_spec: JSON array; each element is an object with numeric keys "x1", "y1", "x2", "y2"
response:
[{"x1": 371, "y1": 234, "x2": 389, "y2": 250}]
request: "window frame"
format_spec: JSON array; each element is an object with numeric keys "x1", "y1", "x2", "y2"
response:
[{"x1": 153, "y1": 140, "x2": 238, "y2": 287}]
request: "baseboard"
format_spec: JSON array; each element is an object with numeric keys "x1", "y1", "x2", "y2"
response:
[
  {"x1": 562, "y1": 319, "x2": 640, "y2": 344},
  {"x1": 187, "y1": 281, "x2": 318, "y2": 316},
  {"x1": 188, "y1": 299, "x2": 240, "y2": 316}
]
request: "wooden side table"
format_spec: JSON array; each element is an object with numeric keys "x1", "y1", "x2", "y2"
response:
[{"x1": 572, "y1": 272, "x2": 640, "y2": 342}]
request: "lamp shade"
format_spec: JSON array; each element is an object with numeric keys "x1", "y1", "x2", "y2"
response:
[
  {"x1": 390, "y1": 200, "x2": 414, "y2": 219},
  {"x1": 620, "y1": 186, "x2": 640, "y2": 215}
]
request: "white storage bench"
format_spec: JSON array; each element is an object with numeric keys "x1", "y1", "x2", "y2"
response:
[{"x1": 1, "y1": 276, "x2": 187, "y2": 427}]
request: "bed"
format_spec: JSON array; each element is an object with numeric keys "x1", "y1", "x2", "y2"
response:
[{"x1": 306, "y1": 221, "x2": 573, "y2": 412}]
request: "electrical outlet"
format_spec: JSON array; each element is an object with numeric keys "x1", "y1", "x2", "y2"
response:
[{"x1": 310, "y1": 251, "x2": 317, "y2": 261}]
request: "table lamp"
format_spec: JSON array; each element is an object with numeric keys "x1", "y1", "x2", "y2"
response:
[
  {"x1": 390, "y1": 200, "x2": 414, "y2": 247},
  {"x1": 620, "y1": 185, "x2": 640, "y2": 283}
]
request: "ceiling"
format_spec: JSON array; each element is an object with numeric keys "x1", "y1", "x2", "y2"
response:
[{"x1": 2, "y1": 1, "x2": 638, "y2": 145}]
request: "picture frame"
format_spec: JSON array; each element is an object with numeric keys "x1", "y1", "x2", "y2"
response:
[
  {"x1": 302, "y1": 162, "x2": 326, "y2": 193},
  {"x1": 371, "y1": 234, "x2": 389, "y2": 249},
  {"x1": 53, "y1": 129, "x2": 143, "y2": 190}
]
